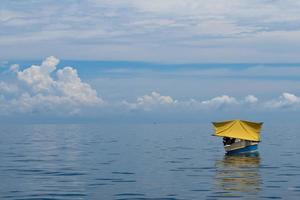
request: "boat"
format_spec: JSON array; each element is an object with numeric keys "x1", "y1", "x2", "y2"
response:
[{"x1": 212, "y1": 120, "x2": 263, "y2": 154}]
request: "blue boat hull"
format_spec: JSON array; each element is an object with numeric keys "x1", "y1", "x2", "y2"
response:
[{"x1": 226, "y1": 144, "x2": 258, "y2": 155}]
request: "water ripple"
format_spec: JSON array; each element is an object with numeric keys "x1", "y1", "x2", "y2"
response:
[{"x1": 0, "y1": 123, "x2": 300, "y2": 199}]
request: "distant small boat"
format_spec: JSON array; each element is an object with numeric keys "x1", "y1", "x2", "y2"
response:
[{"x1": 212, "y1": 120, "x2": 263, "y2": 154}]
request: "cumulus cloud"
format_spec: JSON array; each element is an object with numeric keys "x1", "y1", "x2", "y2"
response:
[
  {"x1": 201, "y1": 95, "x2": 238, "y2": 108},
  {"x1": 265, "y1": 92, "x2": 300, "y2": 109},
  {"x1": 177, "y1": 94, "x2": 260, "y2": 110},
  {"x1": 0, "y1": 81, "x2": 18, "y2": 94},
  {"x1": 123, "y1": 92, "x2": 300, "y2": 112},
  {"x1": 2, "y1": 57, "x2": 300, "y2": 120},
  {"x1": 17, "y1": 56, "x2": 58, "y2": 93},
  {"x1": 0, "y1": 56, "x2": 103, "y2": 115},
  {"x1": 9, "y1": 64, "x2": 19, "y2": 72},
  {"x1": 244, "y1": 95, "x2": 258, "y2": 104},
  {"x1": 137, "y1": 91, "x2": 176, "y2": 105},
  {"x1": 123, "y1": 91, "x2": 177, "y2": 110},
  {"x1": 123, "y1": 92, "x2": 262, "y2": 111},
  {"x1": 55, "y1": 67, "x2": 100, "y2": 105}
]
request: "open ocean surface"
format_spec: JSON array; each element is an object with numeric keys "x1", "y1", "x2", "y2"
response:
[{"x1": 0, "y1": 123, "x2": 300, "y2": 200}]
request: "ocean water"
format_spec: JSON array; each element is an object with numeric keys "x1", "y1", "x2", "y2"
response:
[{"x1": 0, "y1": 123, "x2": 300, "y2": 200}]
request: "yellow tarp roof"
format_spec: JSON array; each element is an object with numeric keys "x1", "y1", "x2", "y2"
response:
[{"x1": 212, "y1": 120, "x2": 263, "y2": 141}]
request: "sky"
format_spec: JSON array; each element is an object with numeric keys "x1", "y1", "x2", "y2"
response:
[
  {"x1": 1, "y1": 0, "x2": 300, "y2": 62},
  {"x1": 1, "y1": 1, "x2": 300, "y2": 123},
  {"x1": 1, "y1": 57, "x2": 300, "y2": 123}
]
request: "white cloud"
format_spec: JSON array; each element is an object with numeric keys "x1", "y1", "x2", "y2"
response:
[
  {"x1": 137, "y1": 91, "x2": 176, "y2": 105},
  {"x1": 3, "y1": 1, "x2": 300, "y2": 62},
  {"x1": 123, "y1": 93, "x2": 260, "y2": 111},
  {"x1": 17, "y1": 56, "x2": 58, "y2": 93},
  {"x1": 123, "y1": 92, "x2": 300, "y2": 112},
  {"x1": 9, "y1": 64, "x2": 19, "y2": 72},
  {"x1": 0, "y1": 56, "x2": 103, "y2": 115},
  {"x1": 56, "y1": 67, "x2": 100, "y2": 105},
  {"x1": 201, "y1": 95, "x2": 238, "y2": 108},
  {"x1": 244, "y1": 95, "x2": 258, "y2": 104},
  {"x1": 0, "y1": 81, "x2": 18, "y2": 95},
  {"x1": 124, "y1": 91, "x2": 177, "y2": 110},
  {"x1": 178, "y1": 94, "x2": 260, "y2": 110},
  {"x1": 265, "y1": 92, "x2": 300, "y2": 108},
  {"x1": 2, "y1": 56, "x2": 300, "y2": 118}
]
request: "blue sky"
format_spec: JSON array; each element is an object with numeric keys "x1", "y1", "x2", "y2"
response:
[
  {"x1": 1, "y1": 57, "x2": 300, "y2": 123},
  {"x1": 1, "y1": 1, "x2": 300, "y2": 122}
]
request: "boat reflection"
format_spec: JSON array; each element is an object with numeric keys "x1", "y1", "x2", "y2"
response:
[{"x1": 214, "y1": 152, "x2": 261, "y2": 197}]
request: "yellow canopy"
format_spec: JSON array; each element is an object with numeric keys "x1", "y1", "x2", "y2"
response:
[{"x1": 212, "y1": 120, "x2": 263, "y2": 142}]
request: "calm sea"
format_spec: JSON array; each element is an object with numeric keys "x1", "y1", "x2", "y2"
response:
[{"x1": 0, "y1": 123, "x2": 299, "y2": 199}]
